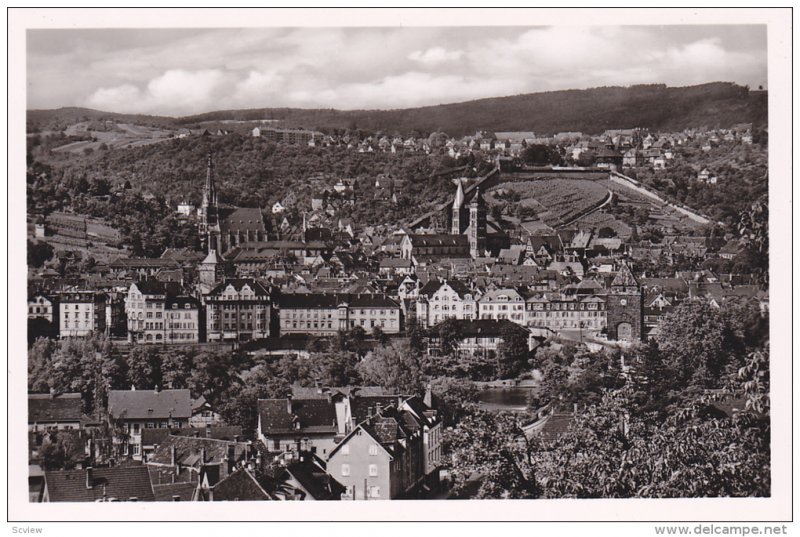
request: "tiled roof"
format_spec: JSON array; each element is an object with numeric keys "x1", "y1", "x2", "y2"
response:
[
  {"x1": 141, "y1": 426, "x2": 244, "y2": 447},
  {"x1": 258, "y1": 398, "x2": 337, "y2": 435},
  {"x1": 281, "y1": 458, "x2": 345, "y2": 500},
  {"x1": 152, "y1": 481, "x2": 197, "y2": 501},
  {"x1": 207, "y1": 278, "x2": 271, "y2": 297},
  {"x1": 218, "y1": 207, "x2": 267, "y2": 234},
  {"x1": 147, "y1": 435, "x2": 250, "y2": 468},
  {"x1": 44, "y1": 466, "x2": 155, "y2": 502},
  {"x1": 407, "y1": 234, "x2": 470, "y2": 248},
  {"x1": 28, "y1": 393, "x2": 83, "y2": 424},
  {"x1": 212, "y1": 468, "x2": 272, "y2": 501},
  {"x1": 108, "y1": 389, "x2": 192, "y2": 420}
]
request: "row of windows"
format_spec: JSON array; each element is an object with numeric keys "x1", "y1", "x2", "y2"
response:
[
  {"x1": 340, "y1": 463, "x2": 380, "y2": 478},
  {"x1": 480, "y1": 305, "x2": 524, "y2": 311},
  {"x1": 63, "y1": 311, "x2": 91, "y2": 319},
  {"x1": 63, "y1": 321, "x2": 92, "y2": 329}
]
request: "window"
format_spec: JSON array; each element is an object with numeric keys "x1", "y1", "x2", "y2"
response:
[
  {"x1": 341, "y1": 464, "x2": 350, "y2": 476},
  {"x1": 133, "y1": 423, "x2": 140, "y2": 434},
  {"x1": 133, "y1": 444, "x2": 140, "y2": 456},
  {"x1": 369, "y1": 444, "x2": 378, "y2": 456},
  {"x1": 368, "y1": 464, "x2": 378, "y2": 477}
]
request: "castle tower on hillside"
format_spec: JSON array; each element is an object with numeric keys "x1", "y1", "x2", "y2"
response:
[
  {"x1": 199, "y1": 152, "x2": 221, "y2": 253},
  {"x1": 606, "y1": 261, "x2": 643, "y2": 342},
  {"x1": 451, "y1": 180, "x2": 468, "y2": 235},
  {"x1": 468, "y1": 187, "x2": 487, "y2": 258}
]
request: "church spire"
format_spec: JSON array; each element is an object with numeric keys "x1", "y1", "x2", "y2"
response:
[
  {"x1": 452, "y1": 179, "x2": 465, "y2": 209},
  {"x1": 203, "y1": 151, "x2": 217, "y2": 209}
]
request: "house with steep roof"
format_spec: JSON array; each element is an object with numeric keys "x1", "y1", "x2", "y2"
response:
[
  {"x1": 327, "y1": 403, "x2": 425, "y2": 500},
  {"x1": 208, "y1": 467, "x2": 273, "y2": 501},
  {"x1": 257, "y1": 396, "x2": 343, "y2": 459},
  {"x1": 28, "y1": 393, "x2": 89, "y2": 432},
  {"x1": 42, "y1": 466, "x2": 155, "y2": 502},
  {"x1": 108, "y1": 388, "x2": 192, "y2": 460},
  {"x1": 146, "y1": 434, "x2": 251, "y2": 489},
  {"x1": 274, "y1": 454, "x2": 345, "y2": 501}
]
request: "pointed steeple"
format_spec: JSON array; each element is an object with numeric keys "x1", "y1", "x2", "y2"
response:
[
  {"x1": 470, "y1": 186, "x2": 485, "y2": 207},
  {"x1": 203, "y1": 152, "x2": 216, "y2": 209},
  {"x1": 452, "y1": 179, "x2": 465, "y2": 209}
]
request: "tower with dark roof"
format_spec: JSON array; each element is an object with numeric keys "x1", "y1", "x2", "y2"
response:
[
  {"x1": 199, "y1": 152, "x2": 221, "y2": 253},
  {"x1": 468, "y1": 187, "x2": 487, "y2": 258},
  {"x1": 606, "y1": 262, "x2": 643, "y2": 342}
]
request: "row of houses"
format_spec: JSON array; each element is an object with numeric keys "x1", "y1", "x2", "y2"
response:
[{"x1": 30, "y1": 385, "x2": 442, "y2": 502}]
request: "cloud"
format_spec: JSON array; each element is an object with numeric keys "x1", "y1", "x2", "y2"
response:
[
  {"x1": 29, "y1": 26, "x2": 766, "y2": 114},
  {"x1": 85, "y1": 69, "x2": 227, "y2": 115},
  {"x1": 408, "y1": 46, "x2": 464, "y2": 65}
]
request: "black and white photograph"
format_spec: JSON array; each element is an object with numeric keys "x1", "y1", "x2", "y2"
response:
[{"x1": 7, "y1": 6, "x2": 792, "y2": 530}]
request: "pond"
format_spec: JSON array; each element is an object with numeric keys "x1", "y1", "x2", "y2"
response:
[{"x1": 478, "y1": 386, "x2": 538, "y2": 412}]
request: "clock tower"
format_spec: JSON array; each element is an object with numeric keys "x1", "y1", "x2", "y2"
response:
[{"x1": 606, "y1": 262, "x2": 643, "y2": 342}]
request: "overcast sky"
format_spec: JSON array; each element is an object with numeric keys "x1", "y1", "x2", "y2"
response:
[{"x1": 27, "y1": 25, "x2": 767, "y2": 116}]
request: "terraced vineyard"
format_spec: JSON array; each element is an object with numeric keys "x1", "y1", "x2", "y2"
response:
[{"x1": 491, "y1": 179, "x2": 609, "y2": 228}]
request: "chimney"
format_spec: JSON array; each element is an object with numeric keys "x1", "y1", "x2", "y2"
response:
[
  {"x1": 226, "y1": 444, "x2": 236, "y2": 474},
  {"x1": 367, "y1": 405, "x2": 373, "y2": 418},
  {"x1": 286, "y1": 396, "x2": 293, "y2": 414},
  {"x1": 423, "y1": 384, "x2": 433, "y2": 407},
  {"x1": 205, "y1": 424, "x2": 212, "y2": 438},
  {"x1": 200, "y1": 448, "x2": 207, "y2": 465},
  {"x1": 85, "y1": 467, "x2": 93, "y2": 489},
  {"x1": 154, "y1": 385, "x2": 160, "y2": 393},
  {"x1": 170, "y1": 445, "x2": 177, "y2": 467}
]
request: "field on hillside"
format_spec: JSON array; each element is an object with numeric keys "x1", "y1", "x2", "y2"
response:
[
  {"x1": 51, "y1": 122, "x2": 176, "y2": 154},
  {"x1": 490, "y1": 179, "x2": 609, "y2": 228}
]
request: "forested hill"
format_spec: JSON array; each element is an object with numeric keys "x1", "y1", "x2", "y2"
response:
[
  {"x1": 29, "y1": 83, "x2": 767, "y2": 137},
  {"x1": 179, "y1": 83, "x2": 767, "y2": 136}
]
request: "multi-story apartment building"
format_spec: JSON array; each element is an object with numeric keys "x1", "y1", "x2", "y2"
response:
[
  {"x1": 125, "y1": 280, "x2": 199, "y2": 344},
  {"x1": 58, "y1": 291, "x2": 106, "y2": 338},
  {"x1": 525, "y1": 293, "x2": 607, "y2": 333},
  {"x1": 415, "y1": 279, "x2": 479, "y2": 328},
  {"x1": 28, "y1": 293, "x2": 57, "y2": 323},
  {"x1": 277, "y1": 293, "x2": 402, "y2": 336},
  {"x1": 205, "y1": 278, "x2": 271, "y2": 342},
  {"x1": 478, "y1": 288, "x2": 526, "y2": 325}
]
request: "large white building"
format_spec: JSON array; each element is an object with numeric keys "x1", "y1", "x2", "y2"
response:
[
  {"x1": 478, "y1": 288, "x2": 526, "y2": 325},
  {"x1": 125, "y1": 280, "x2": 200, "y2": 344},
  {"x1": 59, "y1": 291, "x2": 106, "y2": 338},
  {"x1": 415, "y1": 279, "x2": 479, "y2": 328}
]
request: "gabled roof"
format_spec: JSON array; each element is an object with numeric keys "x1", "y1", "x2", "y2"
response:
[
  {"x1": 28, "y1": 393, "x2": 84, "y2": 424},
  {"x1": 147, "y1": 435, "x2": 250, "y2": 468},
  {"x1": 218, "y1": 207, "x2": 267, "y2": 235},
  {"x1": 281, "y1": 458, "x2": 346, "y2": 500},
  {"x1": 419, "y1": 279, "x2": 472, "y2": 299},
  {"x1": 44, "y1": 466, "x2": 155, "y2": 502},
  {"x1": 152, "y1": 481, "x2": 197, "y2": 501},
  {"x1": 207, "y1": 278, "x2": 271, "y2": 297},
  {"x1": 611, "y1": 263, "x2": 639, "y2": 288},
  {"x1": 258, "y1": 398, "x2": 337, "y2": 435},
  {"x1": 212, "y1": 468, "x2": 273, "y2": 501},
  {"x1": 108, "y1": 389, "x2": 192, "y2": 420}
]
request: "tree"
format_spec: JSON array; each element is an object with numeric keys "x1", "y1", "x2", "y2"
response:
[
  {"x1": 447, "y1": 409, "x2": 541, "y2": 498},
  {"x1": 496, "y1": 325, "x2": 531, "y2": 379},
  {"x1": 656, "y1": 300, "x2": 742, "y2": 390},
  {"x1": 126, "y1": 345, "x2": 163, "y2": 390},
  {"x1": 218, "y1": 365, "x2": 291, "y2": 437},
  {"x1": 428, "y1": 376, "x2": 480, "y2": 426},
  {"x1": 27, "y1": 240, "x2": 54, "y2": 268},
  {"x1": 189, "y1": 348, "x2": 251, "y2": 407},
  {"x1": 357, "y1": 340, "x2": 426, "y2": 395},
  {"x1": 39, "y1": 431, "x2": 84, "y2": 470},
  {"x1": 161, "y1": 347, "x2": 196, "y2": 389},
  {"x1": 437, "y1": 319, "x2": 464, "y2": 357},
  {"x1": 28, "y1": 337, "x2": 59, "y2": 392}
]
